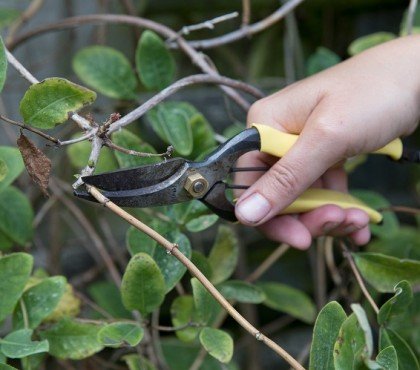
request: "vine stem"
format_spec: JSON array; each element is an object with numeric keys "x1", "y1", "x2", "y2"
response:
[
  {"x1": 87, "y1": 185, "x2": 305, "y2": 370},
  {"x1": 339, "y1": 241, "x2": 379, "y2": 314}
]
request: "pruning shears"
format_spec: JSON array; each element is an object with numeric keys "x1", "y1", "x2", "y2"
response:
[{"x1": 74, "y1": 124, "x2": 419, "y2": 224}]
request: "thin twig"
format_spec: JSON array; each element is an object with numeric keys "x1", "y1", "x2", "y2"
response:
[
  {"x1": 0, "y1": 114, "x2": 60, "y2": 144},
  {"x1": 103, "y1": 138, "x2": 173, "y2": 158},
  {"x1": 73, "y1": 135, "x2": 103, "y2": 188},
  {"x1": 324, "y1": 237, "x2": 342, "y2": 286},
  {"x1": 242, "y1": 0, "x2": 251, "y2": 27},
  {"x1": 87, "y1": 186, "x2": 305, "y2": 370},
  {"x1": 151, "y1": 309, "x2": 171, "y2": 370},
  {"x1": 189, "y1": 349, "x2": 208, "y2": 370},
  {"x1": 154, "y1": 322, "x2": 202, "y2": 332},
  {"x1": 246, "y1": 244, "x2": 290, "y2": 283},
  {"x1": 339, "y1": 241, "x2": 379, "y2": 314},
  {"x1": 7, "y1": 14, "x2": 252, "y2": 110},
  {"x1": 406, "y1": 0, "x2": 418, "y2": 35},
  {"x1": 170, "y1": 0, "x2": 306, "y2": 49},
  {"x1": 314, "y1": 237, "x2": 327, "y2": 310},
  {"x1": 379, "y1": 205, "x2": 420, "y2": 216},
  {"x1": 59, "y1": 129, "x2": 98, "y2": 146}
]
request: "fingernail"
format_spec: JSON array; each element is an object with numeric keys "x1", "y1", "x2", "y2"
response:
[
  {"x1": 342, "y1": 224, "x2": 360, "y2": 234},
  {"x1": 236, "y1": 193, "x2": 271, "y2": 224},
  {"x1": 323, "y1": 222, "x2": 339, "y2": 233}
]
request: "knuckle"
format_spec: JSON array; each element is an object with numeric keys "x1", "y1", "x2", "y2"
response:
[
  {"x1": 309, "y1": 119, "x2": 350, "y2": 156},
  {"x1": 247, "y1": 99, "x2": 268, "y2": 125},
  {"x1": 268, "y1": 162, "x2": 300, "y2": 195}
]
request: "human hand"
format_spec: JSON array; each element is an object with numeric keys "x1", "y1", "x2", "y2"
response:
[{"x1": 235, "y1": 35, "x2": 420, "y2": 249}]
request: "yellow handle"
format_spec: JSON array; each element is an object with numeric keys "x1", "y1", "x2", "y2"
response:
[{"x1": 251, "y1": 124, "x2": 392, "y2": 224}]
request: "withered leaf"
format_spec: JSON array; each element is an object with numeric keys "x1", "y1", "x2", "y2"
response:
[{"x1": 17, "y1": 133, "x2": 51, "y2": 196}]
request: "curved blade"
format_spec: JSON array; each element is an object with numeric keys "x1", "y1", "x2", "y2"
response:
[{"x1": 82, "y1": 158, "x2": 187, "y2": 191}]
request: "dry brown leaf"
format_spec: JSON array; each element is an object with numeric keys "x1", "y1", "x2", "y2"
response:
[{"x1": 17, "y1": 133, "x2": 52, "y2": 196}]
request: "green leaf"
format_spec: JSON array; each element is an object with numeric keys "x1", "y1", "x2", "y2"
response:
[
  {"x1": 353, "y1": 252, "x2": 420, "y2": 293},
  {"x1": 223, "y1": 123, "x2": 245, "y2": 139},
  {"x1": 400, "y1": 5, "x2": 420, "y2": 35},
  {"x1": 13, "y1": 276, "x2": 66, "y2": 329},
  {"x1": 123, "y1": 354, "x2": 157, "y2": 370},
  {"x1": 44, "y1": 283, "x2": 81, "y2": 322},
  {"x1": 147, "y1": 101, "x2": 194, "y2": 156},
  {"x1": 380, "y1": 328, "x2": 419, "y2": 370},
  {"x1": 0, "y1": 329, "x2": 48, "y2": 359},
  {"x1": 376, "y1": 346, "x2": 398, "y2": 370},
  {"x1": 191, "y1": 251, "x2": 212, "y2": 280},
  {"x1": 190, "y1": 113, "x2": 216, "y2": 159},
  {"x1": 333, "y1": 314, "x2": 367, "y2": 369},
  {"x1": 0, "y1": 364, "x2": 17, "y2": 370},
  {"x1": 0, "y1": 8, "x2": 20, "y2": 28},
  {"x1": 309, "y1": 301, "x2": 347, "y2": 370},
  {"x1": 0, "y1": 232, "x2": 13, "y2": 251},
  {"x1": 351, "y1": 304, "x2": 374, "y2": 359},
  {"x1": 0, "y1": 186, "x2": 34, "y2": 245},
  {"x1": 0, "y1": 146, "x2": 25, "y2": 192},
  {"x1": 0, "y1": 37, "x2": 7, "y2": 93},
  {"x1": 98, "y1": 322, "x2": 144, "y2": 347},
  {"x1": 351, "y1": 190, "x2": 399, "y2": 238},
  {"x1": 306, "y1": 47, "x2": 341, "y2": 76},
  {"x1": 39, "y1": 319, "x2": 104, "y2": 360},
  {"x1": 185, "y1": 214, "x2": 218, "y2": 233},
  {"x1": 111, "y1": 129, "x2": 159, "y2": 168},
  {"x1": 88, "y1": 281, "x2": 131, "y2": 319},
  {"x1": 199, "y1": 328, "x2": 233, "y2": 364},
  {"x1": 0, "y1": 159, "x2": 7, "y2": 182},
  {"x1": 191, "y1": 278, "x2": 221, "y2": 325},
  {"x1": 73, "y1": 46, "x2": 137, "y2": 100},
  {"x1": 126, "y1": 223, "x2": 158, "y2": 257},
  {"x1": 170, "y1": 295, "x2": 201, "y2": 342},
  {"x1": 378, "y1": 281, "x2": 413, "y2": 326},
  {"x1": 121, "y1": 253, "x2": 166, "y2": 315},
  {"x1": 258, "y1": 282, "x2": 316, "y2": 324},
  {"x1": 136, "y1": 30, "x2": 175, "y2": 90},
  {"x1": 171, "y1": 200, "x2": 210, "y2": 226},
  {"x1": 218, "y1": 280, "x2": 265, "y2": 304},
  {"x1": 19, "y1": 78, "x2": 96, "y2": 129},
  {"x1": 208, "y1": 225, "x2": 239, "y2": 285},
  {"x1": 348, "y1": 32, "x2": 396, "y2": 56},
  {"x1": 66, "y1": 134, "x2": 118, "y2": 173},
  {"x1": 0, "y1": 253, "x2": 33, "y2": 322}
]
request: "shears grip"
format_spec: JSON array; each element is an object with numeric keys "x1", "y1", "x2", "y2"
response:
[{"x1": 251, "y1": 124, "x2": 396, "y2": 224}]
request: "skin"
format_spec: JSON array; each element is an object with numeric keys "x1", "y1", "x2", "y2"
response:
[{"x1": 235, "y1": 35, "x2": 420, "y2": 249}]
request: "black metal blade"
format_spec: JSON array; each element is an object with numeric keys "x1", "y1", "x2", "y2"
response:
[{"x1": 82, "y1": 158, "x2": 188, "y2": 191}]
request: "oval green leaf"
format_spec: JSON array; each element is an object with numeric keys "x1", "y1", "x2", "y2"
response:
[
  {"x1": 88, "y1": 281, "x2": 130, "y2": 319},
  {"x1": 348, "y1": 32, "x2": 396, "y2": 56},
  {"x1": 0, "y1": 186, "x2": 34, "y2": 245},
  {"x1": 0, "y1": 146, "x2": 25, "y2": 192},
  {"x1": 136, "y1": 30, "x2": 175, "y2": 90},
  {"x1": 309, "y1": 301, "x2": 347, "y2": 370},
  {"x1": 376, "y1": 346, "x2": 398, "y2": 370},
  {"x1": 0, "y1": 36, "x2": 7, "y2": 92},
  {"x1": 199, "y1": 328, "x2": 233, "y2": 364},
  {"x1": 13, "y1": 276, "x2": 67, "y2": 329},
  {"x1": 208, "y1": 225, "x2": 239, "y2": 285},
  {"x1": 353, "y1": 252, "x2": 420, "y2": 293},
  {"x1": 73, "y1": 46, "x2": 137, "y2": 99},
  {"x1": 306, "y1": 47, "x2": 341, "y2": 76},
  {"x1": 191, "y1": 251, "x2": 213, "y2": 280},
  {"x1": 111, "y1": 129, "x2": 159, "y2": 168},
  {"x1": 191, "y1": 278, "x2": 221, "y2": 326},
  {"x1": 170, "y1": 295, "x2": 201, "y2": 342},
  {"x1": 0, "y1": 329, "x2": 48, "y2": 359},
  {"x1": 123, "y1": 354, "x2": 157, "y2": 370},
  {"x1": 19, "y1": 78, "x2": 96, "y2": 129},
  {"x1": 39, "y1": 319, "x2": 104, "y2": 360},
  {"x1": 258, "y1": 282, "x2": 316, "y2": 324},
  {"x1": 98, "y1": 322, "x2": 144, "y2": 347},
  {"x1": 0, "y1": 253, "x2": 33, "y2": 322},
  {"x1": 0, "y1": 159, "x2": 8, "y2": 182},
  {"x1": 185, "y1": 214, "x2": 218, "y2": 233},
  {"x1": 378, "y1": 280, "x2": 413, "y2": 326},
  {"x1": 146, "y1": 101, "x2": 194, "y2": 156},
  {"x1": 218, "y1": 280, "x2": 265, "y2": 304},
  {"x1": 121, "y1": 253, "x2": 166, "y2": 315}
]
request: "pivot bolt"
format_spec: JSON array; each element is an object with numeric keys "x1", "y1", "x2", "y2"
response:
[{"x1": 184, "y1": 172, "x2": 209, "y2": 198}]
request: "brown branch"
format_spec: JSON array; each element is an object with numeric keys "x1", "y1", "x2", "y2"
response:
[
  {"x1": 379, "y1": 205, "x2": 420, "y2": 216},
  {"x1": 242, "y1": 0, "x2": 251, "y2": 27},
  {"x1": 87, "y1": 185, "x2": 305, "y2": 370},
  {"x1": 7, "y1": 14, "x2": 251, "y2": 110},
  {"x1": 170, "y1": 0, "x2": 305, "y2": 49},
  {"x1": 339, "y1": 241, "x2": 379, "y2": 314},
  {"x1": 0, "y1": 114, "x2": 60, "y2": 144},
  {"x1": 103, "y1": 138, "x2": 173, "y2": 159}
]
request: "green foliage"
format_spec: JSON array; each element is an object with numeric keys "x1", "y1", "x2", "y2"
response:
[
  {"x1": 199, "y1": 327, "x2": 233, "y2": 363},
  {"x1": 191, "y1": 278, "x2": 221, "y2": 325},
  {"x1": 0, "y1": 37, "x2": 7, "y2": 92},
  {"x1": 0, "y1": 253, "x2": 33, "y2": 322},
  {"x1": 217, "y1": 280, "x2": 265, "y2": 304},
  {"x1": 0, "y1": 329, "x2": 48, "y2": 359},
  {"x1": 136, "y1": 30, "x2": 176, "y2": 90},
  {"x1": 0, "y1": 159, "x2": 8, "y2": 182},
  {"x1": 0, "y1": 8, "x2": 20, "y2": 28},
  {"x1": 306, "y1": 47, "x2": 341, "y2": 76},
  {"x1": 19, "y1": 78, "x2": 96, "y2": 129},
  {"x1": 353, "y1": 252, "x2": 420, "y2": 292},
  {"x1": 208, "y1": 225, "x2": 239, "y2": 285},
  {"x1": 185, "y1": 214, "x2": 218, "y2": 232},
  {"x1": 97, "y1": 322, "x2": 144, "y2": 347},
  {"x1": 0, "y1": 147, "x2": 24, "y2": 192},
  {"x1": 40, "y1": 319, "x2": 104, "y2": 360},
  {"x1": 376, "y1": 346, "x2": 398, "y2": 370},
  {"x1": 380, "y1": 328, "x2": 419, "y2": 369},
  {"x1": 170, "y1": 295, "x2": 201, "y2": 342},
  {"x1": 73, "y1": 46, "x2": 137, "y2": 99},
  {"x1": 259, "y1": 282, "x2": 316, "y2": 324},
  {"x1": 309, "y1": 301, "x2": 347, "y2": 370},
  {"x1": 400, "y1": 5, "x2": 420, "y2": 35},
  {"x1": 121, "y1": 253, "x2": 166, "y2": 315},
  {"x1": 348, "y1": 32, "x2": 396, "y2": 56},
  {"x1": 123, "y1": 354, "x2": 157, "y2": 370},
  {"x1": 378, "y1": 281, "x2": 413, "y2": 326}
]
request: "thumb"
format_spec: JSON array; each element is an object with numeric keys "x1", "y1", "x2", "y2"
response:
[{"x1": 235, "y1": 126, "x2": 344, "y2": 226}]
